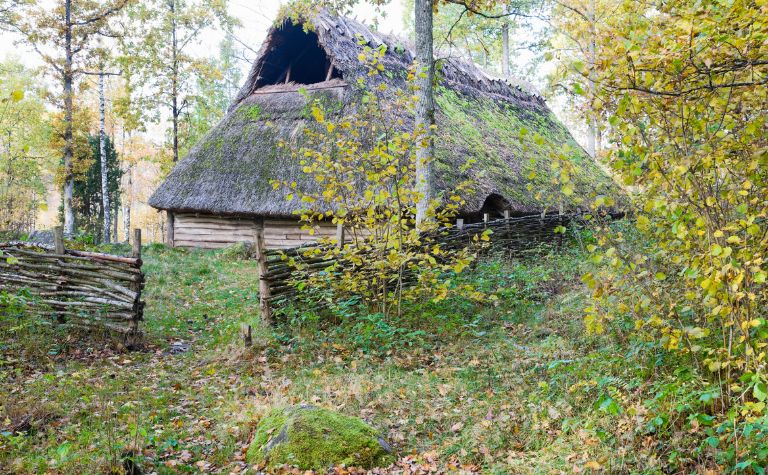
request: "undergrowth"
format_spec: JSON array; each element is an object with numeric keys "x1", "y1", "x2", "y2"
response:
[{"x1": 0, "y1": 242, "x2": 752, "y2": 473}]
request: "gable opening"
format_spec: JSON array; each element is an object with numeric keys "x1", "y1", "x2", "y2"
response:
[
  {"x1": 255, "y1": 21, "x2": 342, "y2": 89},
  {"x1": 463, "y1": 193, "x2": 513, "y2": 223}
]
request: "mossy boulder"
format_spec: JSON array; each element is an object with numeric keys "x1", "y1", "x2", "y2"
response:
[{"x1": 246, "y1": 405, "x2": 393, "y2": 472}]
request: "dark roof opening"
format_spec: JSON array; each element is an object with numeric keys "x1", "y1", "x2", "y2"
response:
[
  {"x1": 481, "y1": 193, "x2": 511, "y2": 218},
  {"x1": 462, "y1": 193, "x2": 512, "y2": 223},
  {"x1": 255, "y1": 22, "x2": 342, "y2": 88}
]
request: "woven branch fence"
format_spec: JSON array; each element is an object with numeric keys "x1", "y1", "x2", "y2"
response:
[
  {"x1": 0, "y1": 228, "x2": 145, "y2": 342},
  {"x1": 253, "y1": 212, "x2": 581, "y2": 323}
]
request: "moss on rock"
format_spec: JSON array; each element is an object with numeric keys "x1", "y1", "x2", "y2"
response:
[{"x1": 246, "y1": 405, "x2": 393, "y2": 472}]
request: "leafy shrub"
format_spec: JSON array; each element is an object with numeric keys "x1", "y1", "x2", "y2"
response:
[{"x1": 273, "y1": 43, "x2": 487, "y2": 321}]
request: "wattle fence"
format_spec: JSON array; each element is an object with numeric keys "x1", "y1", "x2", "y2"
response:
[
  {"x1": 0, "y1": 228, "x2": 145, "y2": 343},
  {"x1": 254, "y1": 212, "x2": 580, "y2": 323}
]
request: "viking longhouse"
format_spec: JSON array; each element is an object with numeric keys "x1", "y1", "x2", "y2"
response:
[{"x1": 149, "y1": 12, "x2": 614, "y2": 249}]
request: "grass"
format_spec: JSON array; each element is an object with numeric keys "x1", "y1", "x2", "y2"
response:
[{"x1": 0, "y1": 242, "x2": 721, "y2": 473}]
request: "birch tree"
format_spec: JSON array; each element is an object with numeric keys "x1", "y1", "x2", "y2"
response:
[{"x1": 15, "y1": 0, "x2": 127, "y2": 234}]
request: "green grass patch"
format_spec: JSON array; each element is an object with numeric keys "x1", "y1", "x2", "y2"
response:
[{"x1": 0, "y1": 242, "x2": 736, "y2": 473}]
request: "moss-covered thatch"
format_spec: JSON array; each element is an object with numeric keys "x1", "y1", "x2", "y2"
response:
[{"x1": 149, "y1": 12, "x2": 615, "y2": 218}]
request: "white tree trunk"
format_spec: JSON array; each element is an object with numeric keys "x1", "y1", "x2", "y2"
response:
[
  {"x1": 586, "y1": 0, "x2": 599, "y2": 158},
  {"x1": 501, "y1": 21, "x2": 510, "y2": 76},
  {"x1": 62, "y1": 0, "x2": 75, "y2": 235},
  {"x1": 99, "y1": 72, "x2": 111, "y2": 243},
  {"x1": 414, "y1": 0, "x2": 435, "y2": 228},
  {"x1": 124, "y1": 163, "x2": 131, "y2": 243}
]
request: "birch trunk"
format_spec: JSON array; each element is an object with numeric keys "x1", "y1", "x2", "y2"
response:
[
  {"x1": 586, "y1": 0, "x2": 599, "y2": 158},
  {"x1": 169, "y1": 0, "x2": 180, "y2": 163},
  {"x1": 63, "y1": 0, "x2": 75, "y2": 235},
  {"x1": 123, "y1": 165, "x2": 131, "y2": 243},
  {"x1": 414, "y1": 0, "x2": 435, "y2": 228},
  {"x1": 99, "y1": 72, "x2": 111, "y2": 243},
  {"x1": 501, "y1": 21, "x2": 510, "y2": 76}
]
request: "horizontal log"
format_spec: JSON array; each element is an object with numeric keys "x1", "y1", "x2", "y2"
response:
[
  {"x1": 0, "y1": 260, "x2": 142, "y2": 284},
  {"x1": 3, "y1": 247, "x2": 141, "y2": 269},
  {"x1": 172, "y1": 240, "x2": 234, "y2": 249},
  {"x1": 0, "y1": 283, "x2": 135, "y2": 305},
  {"x1": 175, "y1": 218, "x2": 256, "y2": 227},
  {"x1": 25, "y1": 308, "x2": 139, "y2": 322},
  {"x1": 0, "y1": 270, "x2": 140, "y2": 302},
  {"x1": 174, "y1": 222, "x2": 256, "y2": 232},
  {"x1": 174, "y1": 229, "x2": 256, "y2": 239}
]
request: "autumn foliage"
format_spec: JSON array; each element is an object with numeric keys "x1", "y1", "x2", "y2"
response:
[
  {"x1": 274, "y1": 44, "x2": 485, "y2": 318},
  {"x1": 556, "y1": 0, "x2": 768, "y2": 465}
]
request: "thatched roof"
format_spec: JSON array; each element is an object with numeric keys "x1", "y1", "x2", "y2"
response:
[{"x1": 149, "y1": 12, "x2": 615, "y2": 218}]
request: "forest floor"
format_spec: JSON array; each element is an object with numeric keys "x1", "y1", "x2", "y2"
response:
[{"x1": 0, "y1": 244, "x2": 686, "y2": 474}]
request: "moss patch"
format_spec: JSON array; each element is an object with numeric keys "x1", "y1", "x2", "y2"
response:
[
  {"x1": 239, "y1": 103, "x2": 264, "y2": 121},
  {"x1": 246, "y1": 405, "x2": 393, "y2": 472}
]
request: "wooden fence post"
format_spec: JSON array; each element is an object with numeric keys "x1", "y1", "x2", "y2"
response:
[
  {"x1": 240, "y1": 323, "x2": 253, "y2": 346},
  {"x1": 132, "y1": 228, "x2": 141, "y2": 259},
  {"x1": 456, "y1": 218, "x2": 464, "y2": 230},
  {"x1": 54, "y1": 226, "x2": 65, "y2": 255},
  {"x1": 255, "y1": 226, "x2": 272, "y2": 325},
  {"x1": 53, "y1": 226, "x2": 66, "y2": 323},
  {"x1": 127, "y1": 229, "x2": 143, "y2": 347},
  {"x1": 483, "y1": 213, "x2": 489, "y2": 227},
  {"x1": 336, "y1": 222, "x2": 345, "y2": 249}
]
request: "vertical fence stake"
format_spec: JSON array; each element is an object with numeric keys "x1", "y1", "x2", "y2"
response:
[
  {"x1": 54, "y1": 226, "x2": 65, "y2": 255},
  {"x1": 241, "y1": 323, "x2": 253, "y2": 346},
  {"x1": 256, "y1": 226, "x2": 272, "y2": 325},
  {"x1": 53, "y1": 226, "x2": 66, "y2": 323},
  {"x1": 504, "y1": 209, "x2": 511, "y2": 242},
  {"x1": 336, "y1": 222, "x2": 345, "y2": 249},
  {"x1": 456, "y1": 218, "x2": 464, "y2": 230},
  {"x1": 483, "y1": 213, "x2": 489, "y2": 227},
  {"x1": 128, "y1": 228, "x2": 143, "y2": 348},
  {"x1": 132, "y1": 228, "x2": 141, "y2": 259}
]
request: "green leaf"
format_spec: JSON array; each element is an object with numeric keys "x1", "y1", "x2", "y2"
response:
[
  {"x1": 598, "y1": 396, "x2": 622, "y2": 415},
  {"x1": 754, "y1": 382, "x2": 768, "y2": 402}
]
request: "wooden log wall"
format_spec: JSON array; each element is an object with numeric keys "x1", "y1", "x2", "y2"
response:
[
  {"x1": 256, "y1": 214, "x2": 579, "y2": 320},
  {"x1": 0, "y1": 228, "x2": 145, "y2": 341},
  {"x1": 172, "y1": 213, "x2": 338, "y2": 250},
  {"x1": 173, "y1": 213, "x2": 257, "y2": 249}
]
